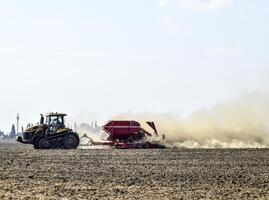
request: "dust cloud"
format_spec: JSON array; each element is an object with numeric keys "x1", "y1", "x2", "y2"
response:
[{"x1": 112, "y1": 92, "x2": 269, "y2": 148}]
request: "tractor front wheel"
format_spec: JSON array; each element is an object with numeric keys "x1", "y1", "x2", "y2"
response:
[{"x1": 37, "y1": 137, "x2": 52, "y2": 149}]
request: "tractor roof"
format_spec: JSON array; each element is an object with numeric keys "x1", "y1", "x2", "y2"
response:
[{"x1": 46, "y1": 112, "x2": 67, "y2": 117}]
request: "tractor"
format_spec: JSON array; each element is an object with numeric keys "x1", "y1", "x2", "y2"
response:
[{"x1": 17, "y1": 112, "x2": 80, "y2": 149}]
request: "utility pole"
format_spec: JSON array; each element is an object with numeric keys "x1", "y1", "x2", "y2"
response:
[{"x1": 16, "y1": 113, "x2": 20, "y2": 134}]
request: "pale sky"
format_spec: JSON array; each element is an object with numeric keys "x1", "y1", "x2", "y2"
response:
[{"x1": 0, "y1": 0, "x2": 269, "y2": 133}]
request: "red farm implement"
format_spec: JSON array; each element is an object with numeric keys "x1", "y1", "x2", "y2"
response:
[{"x1": 81, "y1": 120, "x2": 165, "y2": 149}]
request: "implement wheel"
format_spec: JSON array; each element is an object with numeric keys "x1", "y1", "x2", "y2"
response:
[
  {"x1": 143, "y1": 142, "x2": 150, "y2": 149},
  {"x1": 63, "y1": 133, "x2": 79, "y2": 149}
]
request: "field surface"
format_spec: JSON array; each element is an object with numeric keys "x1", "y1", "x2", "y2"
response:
[{"x1": 0, "y1": 142, "x2": 268, "y2": 199}]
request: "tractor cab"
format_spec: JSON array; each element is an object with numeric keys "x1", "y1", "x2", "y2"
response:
[
  {"x1": 46, "y1": 113, "x2": 66, "y2": 126},
  {"x1": 41, "y1": 113, "x2": 67, "y2": 131}
]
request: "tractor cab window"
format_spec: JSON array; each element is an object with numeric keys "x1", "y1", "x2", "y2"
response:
[{"x1": 46, "y1": 116, "x2": 64, "y2": 127}]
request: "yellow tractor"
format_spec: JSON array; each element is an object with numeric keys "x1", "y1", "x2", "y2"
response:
[{"x1": 17, "y1": 113, "x2": 80, "y2": 149}]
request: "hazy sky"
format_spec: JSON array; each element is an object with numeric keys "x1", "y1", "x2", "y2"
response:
[{"x1": 0, "y1": 0, "x2": 269, "y2": 132}]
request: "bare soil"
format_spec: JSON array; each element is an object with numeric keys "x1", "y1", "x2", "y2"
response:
[{"x1": 0, "y1": 142, "x2": 268, "y2": 199}]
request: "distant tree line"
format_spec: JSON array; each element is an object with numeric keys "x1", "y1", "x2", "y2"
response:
[{"x1": 0, "y1": 124, "x2": 20, "y2": 140}]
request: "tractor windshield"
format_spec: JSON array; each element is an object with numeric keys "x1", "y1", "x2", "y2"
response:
[{"x1": 46, "y1": 115, "x2": 64, "y2": 127}]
